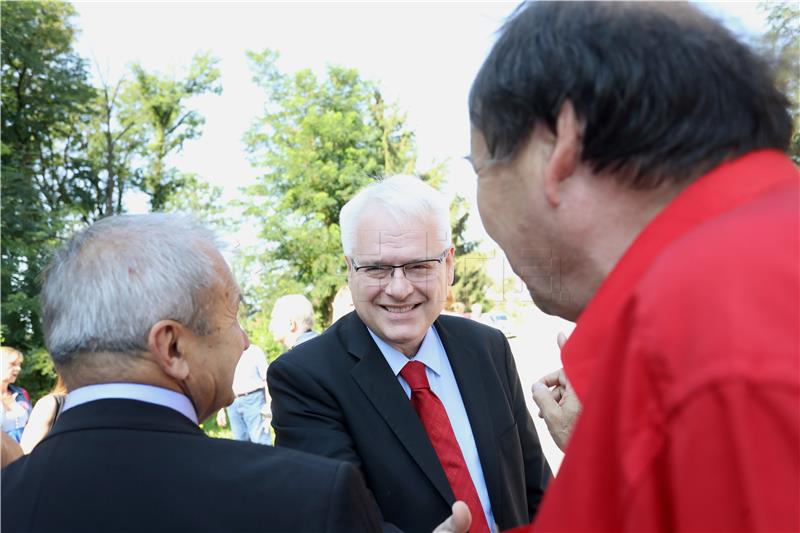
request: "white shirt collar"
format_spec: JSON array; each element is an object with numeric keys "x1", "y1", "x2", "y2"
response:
[
  {"x1": 367, "y1": 326, "x2": 443, "y2": 377},
  {"x1": 62, "y1": 383, "x2": 199, "y2": 424}
]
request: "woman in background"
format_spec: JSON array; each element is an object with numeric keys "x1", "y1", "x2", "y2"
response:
[
  {"x1": 20, "y1": 376, "x2": 68, "y2": 453},
  {"x1": 1, "y1": 347, "x2": 31, "y2": 443}
]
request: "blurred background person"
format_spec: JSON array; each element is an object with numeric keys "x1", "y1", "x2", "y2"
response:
[
  {"x1": 216, "y1": 344, "x2": 272, "y2": 445},
  {"x1": 269, "y1": 294, "x2": 319, "y2": 348},
  {"x1": 19, "y1": 376, "x2": 68, "y2": 453},
  {"x1": 330, "y1": 285, "x2": 355, "y2": 325},
  {"x1": 1, "y1": 347, "x2": 31, "y2": 444}
]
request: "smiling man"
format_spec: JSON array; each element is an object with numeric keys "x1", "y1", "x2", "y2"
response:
[{"x1": 268, "y1": 175, "x2": 551, "y2": 533}]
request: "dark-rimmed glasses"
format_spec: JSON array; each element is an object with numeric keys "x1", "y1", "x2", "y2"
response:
[{"x1": 351, "y1": 249, "x2": 448, "y2": 282}]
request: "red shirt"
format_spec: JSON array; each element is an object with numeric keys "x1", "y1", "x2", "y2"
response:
[{"x1": 514, "y1": 151, "x2": 800, "y2": 532}]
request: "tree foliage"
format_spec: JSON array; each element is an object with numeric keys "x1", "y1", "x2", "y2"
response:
[
  {"x1": 240, "y1": 50, "x2": 487, "y2": 333},
  {"x1": 759, "y1": 1, "x2": 800, "y2": 163},
  {"x1": 449, "y1": 196, "x2": 492, "y2": 310},
  {"x1": 127, "y1": 53, "x2": 222, "y2": 210},
  {"x1": 1, "y1": 4, "x2": 222, "y2": 400},
  {"x1": 1, "y1": 1, "x2": 95, "y2": 367}
]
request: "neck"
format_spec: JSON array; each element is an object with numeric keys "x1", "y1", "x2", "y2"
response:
[
  {"x1": 287, "y1": 329, "x2": 309, "y2": 347},
  {"x1": 558, "y1": 176, "x2": 687, "y2": 320}
]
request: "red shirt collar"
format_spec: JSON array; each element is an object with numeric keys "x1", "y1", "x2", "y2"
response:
[{"x1": 562, "y1": 150, "x2": 798, "y2": 399}]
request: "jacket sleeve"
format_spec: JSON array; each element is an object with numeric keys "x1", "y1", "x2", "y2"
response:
[
  {"x1": 327, "y1": 461, "x2": 399, "y2": 533},
  {"x1": 267, "y1": 355, "x2": 364, "y2": 466},
  {"x1": 269, "y1": 358, "x2": 405, "y2": 533}
]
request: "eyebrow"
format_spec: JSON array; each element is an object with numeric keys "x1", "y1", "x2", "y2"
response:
[{"x1": 361, "y1": 254, "x2": 442, "y2": 266}]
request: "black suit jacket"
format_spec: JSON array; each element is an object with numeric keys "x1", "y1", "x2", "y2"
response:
[
  {"x1": 1, "y1": 398, "x2": 382, "y2": 533},
  {"x1": 268, "y1": 312, "x2": 551, "y2": 533}
]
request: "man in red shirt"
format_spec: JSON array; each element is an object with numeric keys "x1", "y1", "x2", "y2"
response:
[{"x1": 467, "y1": 2, "x2": 799, "y2": 531}]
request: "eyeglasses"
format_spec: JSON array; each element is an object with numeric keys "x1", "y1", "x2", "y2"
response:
[{"x1": 351, "y1": 250, "x2": 448, "y2": 281}]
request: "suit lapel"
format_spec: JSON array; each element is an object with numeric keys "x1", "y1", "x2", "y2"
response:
[
  {"x1": 434, "y1": 317, "x2": 503, "y2": 514},
  {"x1": 343, "y1": 313, "x2": 454, "y2": 504}
]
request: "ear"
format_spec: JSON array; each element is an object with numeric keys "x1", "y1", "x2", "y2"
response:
[
  {"x1": 344, "y1": 256, "x2": 354, "y2": 277},
  {"x1": 445, "y1": 247, "x2": 455, "y2": 286},
  {"x1": 544, "y1": 99, "x2": 582, "y2": 207},
  {"x1": 148, "y1": 320, "x2": 190, "y2": 381},
  {"x1": 288, "y1": 319, "x2": 300, "y2": 334}
]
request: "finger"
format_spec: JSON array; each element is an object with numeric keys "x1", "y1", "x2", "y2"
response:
[
  {"x1": 433, "y1": 501, "x2": 471, "y2": 533},
  {"x1": 531, "y1": 382, "x2": 561, "y2": 421},
  {"x1": 552, "y1": 386, "x2": 564, "y2": 404},
  {"x1": 557, "y1": 331, "x2": 568, "y2": 350},
  {"x1": 451, "y1": 501, "x2": 471, "y2": 532},
  {"x1": 537, "y1": 368, "x2": 566, "y2": 388}
]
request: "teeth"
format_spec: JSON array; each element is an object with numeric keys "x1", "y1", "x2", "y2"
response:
[{"x1": 384, "y1": 305, "x2": 415, "y2": 313}]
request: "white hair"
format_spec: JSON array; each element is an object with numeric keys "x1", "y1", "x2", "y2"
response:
[
  {"x1": 339, "y1": 175, "x2": 452, "y2": 257},
  {"x1": 272, "y1": 294, "x2": 315, "y2": 332},
  {"x1": 41, "y1": 214, "x2": 224, "y2": 368}
]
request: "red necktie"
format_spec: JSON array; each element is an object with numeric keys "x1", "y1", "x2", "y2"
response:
[{"x1": 400, "y1": 361, "x2": 491, "y2": 533}]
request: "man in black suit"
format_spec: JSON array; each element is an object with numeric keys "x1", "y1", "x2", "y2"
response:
[
  {"x1": 0, "y1": 214, "x2": 387, "y2": 533},
  {"x1": 268, "y1": 175, "x2": 551, "y2": 533}
]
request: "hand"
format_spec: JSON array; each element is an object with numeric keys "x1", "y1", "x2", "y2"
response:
[
  {"x1": 433, "y1": 501, "x2": 471, "y2": 533},
  {"x1": 531, "y1": 333, "x2": 582, "y2": 451},
  {"x1": 216, "y1": 409, "x2": 227, "y2": 428}
]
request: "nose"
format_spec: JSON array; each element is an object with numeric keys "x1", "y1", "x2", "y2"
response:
[{"x1": 384, "y1": 268, "x2": 414, "y2": 299}]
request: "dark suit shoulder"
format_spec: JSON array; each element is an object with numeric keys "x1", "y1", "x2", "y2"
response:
[
  {"x1": 435, "y1": 314, "x2": 509, "y2": 360},
  {"x1": 1, "y1": 409, "x2": 378, "y2": 533},
  {"x1": 270, "y1": 314, "x2": 355, "y2": 372}
]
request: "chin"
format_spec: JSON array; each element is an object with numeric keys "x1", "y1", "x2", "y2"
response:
[{"x1": 530, "y1": 290, "x2": 580, "y2": 322}]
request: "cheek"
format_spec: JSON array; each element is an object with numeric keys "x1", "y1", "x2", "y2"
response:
[
  {"x1": 350, "y1": 282, "x2": 381, "y2": 306},
  {"x1": 477, "y1": 187, "x2": 500, "y2": 238}
]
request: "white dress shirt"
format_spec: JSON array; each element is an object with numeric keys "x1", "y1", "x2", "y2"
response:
[
  {"x1": 62, "y1": 383, "x2": 199, "y2": 424},
  {"x1": 232, "y1": 345, "x2": 268, "y2": 396},
  {"x1": 368, "y1": 327, "x2": 496, "y2": 529}
]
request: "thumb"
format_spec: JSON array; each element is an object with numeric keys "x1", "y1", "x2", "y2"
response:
[
  {"x1": 433, "y1": 501, "x2": 471, "y2": 533},
  {"x1": 450, "y1": 501, "x2": 471, "y2": 533},
  {"x1": 531, "y1": 382, "x2": 560, "y2": 420},
  {"x1": 556, "y1": 332, "x2": 568, "y2": 350}
]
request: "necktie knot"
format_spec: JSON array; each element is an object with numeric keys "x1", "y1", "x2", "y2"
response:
[{"x1": 400, "y1": 361, "x2": 429, "y2": 391}]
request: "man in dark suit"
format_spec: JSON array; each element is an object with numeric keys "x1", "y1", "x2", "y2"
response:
[
  {"x1": 0, "y1": 214, "x2": 385, "y2": 533},
  {"x1": 268, "y1": 175, "x2": 551, "y2": 533}
]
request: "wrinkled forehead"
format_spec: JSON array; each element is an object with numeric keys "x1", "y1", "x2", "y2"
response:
[
  {"x1": 351, "y1": 227, "x2": 448, "y2": 262},
  {"x1": 208, "y1": 250, "x2": 242, "y2": 306}
]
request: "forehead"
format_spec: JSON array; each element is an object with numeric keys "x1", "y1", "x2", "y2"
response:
[
  {"x1": 208, "y1": 251, "x2": 241, "y2": 304},
  {"x1": 352, "y1": 217, "x2": 446, "y2": 261},
  {"x1": 1, "y1": 351, "x2": 21, "y2": 364}
]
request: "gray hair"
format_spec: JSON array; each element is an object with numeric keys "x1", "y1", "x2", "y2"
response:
[
  {"x1": 272, "y1": 294, "x2": 315, "y2": 332},
  {"x1": 339, "y1": 175, "x2": 452, "y2": 257},
  {"x1": 41, "y1": 214, "x2": 223, "y2": 368}
]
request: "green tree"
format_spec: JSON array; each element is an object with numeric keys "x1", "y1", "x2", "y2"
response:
[
  {"x1": 240, "y1": 50, "x2": 476, "y2": 333},
  {"x1": 449, "y1": 196, "x2": 492, "y2": 310},
  {"x1": 127, "y1": 53, "x2": 222, "y2": 210},
  {"x1": 82, "y1": 71, "x2": 144, "y2": 219},
  {"x1": 759, "y1": 1, "x2": 800, "y2": 163},
  {"x1": 1, "y1": 0, "x2": 96, "y2": 398},
  {"x1": 242, "y1": 50, "x2": 403, "y2": 327}
]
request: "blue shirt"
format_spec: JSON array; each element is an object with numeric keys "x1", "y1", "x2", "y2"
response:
[
  {"x1": 63, "y1": 383, "x2": 199, "y2": 424},
  {"x1": 368, "y1": 326, "x2": 496, "y2": 529}
]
